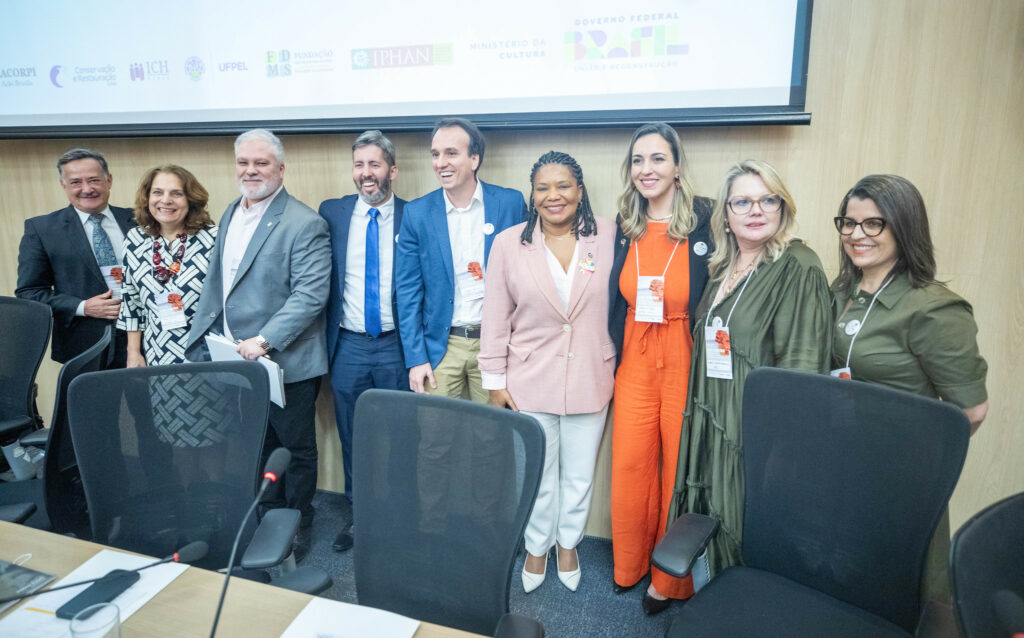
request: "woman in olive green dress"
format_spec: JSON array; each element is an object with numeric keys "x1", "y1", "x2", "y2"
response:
[
  {"x1": 669, "y1": 159, "x2": 832, "y2": 576},
  {"x1": 829, "y1": 174, "x2": 988, "y2": 601}
]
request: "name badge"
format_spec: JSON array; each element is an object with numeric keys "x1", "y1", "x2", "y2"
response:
[
  {"x1": 704, "y1": 317, "x2": 733, "y2": 380},
  {"x1": 830, "y1": 367, "x2": 853, "y2": 380},
  {"x1": 635, "y1": 275, "x2": 665, "y2": 323},
  {"x1": 156, "y1": 289, "x2": 187, "y2": 330},
  {"x1": 100, "y1": 265, "x2": 123, "y2": 299},
  {"x1": 457, "y1": 261, "x2": 485, "y2": 301}
]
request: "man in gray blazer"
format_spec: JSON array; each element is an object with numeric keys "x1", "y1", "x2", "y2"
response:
[{"x1": 186, "y1": 129, "x2": 330, "y2": 561}]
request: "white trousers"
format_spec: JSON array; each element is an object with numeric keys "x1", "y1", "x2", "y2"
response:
[{"x1": 521, "y1": 405, "x2": 609, "y2": 556}]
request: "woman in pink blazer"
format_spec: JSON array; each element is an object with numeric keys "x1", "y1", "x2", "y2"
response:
[{"x1": 479, "y1": 151, "x2": 616, "y2": 594}]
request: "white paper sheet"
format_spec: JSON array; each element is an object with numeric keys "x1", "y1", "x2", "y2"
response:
[
  {"x1": 279, "y1": 597, "x2": 420, "y2": 638},
  {"x1": 204, "y1": 333, "x2": 286, "y2": 407},
  {"x1": 0, "y1": 549, "x2": 188, "y2": 638}
]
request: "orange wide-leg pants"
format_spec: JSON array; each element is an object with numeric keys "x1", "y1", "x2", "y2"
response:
[{"x1": 611, "y1": 311, "x2": 694, "y2": 599}]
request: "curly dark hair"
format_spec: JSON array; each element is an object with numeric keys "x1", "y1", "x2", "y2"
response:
[
  {"x1": 133, "y1": 165, "x2": 214, "y2": 237},
  {"x1": 520, "y1": 151, "x2": 598, "y2": 244}
]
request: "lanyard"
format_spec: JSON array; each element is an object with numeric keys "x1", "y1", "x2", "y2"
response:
[
  {"x1": 705, "y1": 268, "x2": 755, "y2": 330},
  {"x1": 635, "y1": 238, "x2": 680, "y2": 281},
  {"x1": 841, "y1": 275, "x2": 894, "y2": 368}
]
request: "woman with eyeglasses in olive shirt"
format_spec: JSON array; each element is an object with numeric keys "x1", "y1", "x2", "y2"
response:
[{"x1": 830, "y1": 174, "x2": 988, "y2": 602}]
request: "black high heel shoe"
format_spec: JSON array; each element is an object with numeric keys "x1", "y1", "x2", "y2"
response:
[
  {"x1": 612, "y1": 580, "x2": 637, "y2": 594},
  {"x1": 642, "y1": 592, "x2": 671, "y2": 615}
]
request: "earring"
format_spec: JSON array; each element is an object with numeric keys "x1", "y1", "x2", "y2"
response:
[{"x1": 725, "y1": 227, "x2": 731, "y2": 234}]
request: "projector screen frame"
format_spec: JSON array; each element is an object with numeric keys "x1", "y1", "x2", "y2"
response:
[{"x1": 0, "y1": 0, "x2": 814, "y2": 139}]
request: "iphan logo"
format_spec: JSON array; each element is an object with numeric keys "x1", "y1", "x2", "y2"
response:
[
  {"x1": 184, "y1": 56, "x2": 205, "y2": 81},
  {"x1": 351, "y1": 44, "x2": 453, "y2": 70}
]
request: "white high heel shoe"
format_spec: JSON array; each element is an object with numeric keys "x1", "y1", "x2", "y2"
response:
[
  {"x1": 556, "y1": 546, "x2": 581, "y2": 592},
  {"x1": 521, "y1": 553, "x2": 547, "y2": 594}
]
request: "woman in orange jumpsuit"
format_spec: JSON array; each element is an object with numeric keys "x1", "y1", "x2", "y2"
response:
[{"x1": 607, "y1": 123, "x2": 713, "y2": 615}]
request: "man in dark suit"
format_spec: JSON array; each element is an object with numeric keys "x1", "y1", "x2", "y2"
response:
[
  {"x1": 186, "y1": 129, "x2": 330, "y2": 562},
  {"x1": 395, "y1": 118, "x2": 527, "y2": 401},
  {"x1": 318, "y1": 130, "x2": 407, "y2": 552},
  {"x1": 16, "y1": 148, "x2": 135, "y2": 366}
]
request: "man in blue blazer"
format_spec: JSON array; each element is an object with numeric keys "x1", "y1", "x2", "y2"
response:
[
  {"x1": 318, "y1": 130, "x2": 407, "y2": 552},
  {"x1": 187, "y1": 129, "x2": 330, "y2": 561},
  {"x1": 17, "y1": 148, "x2": 135, "y2": 367},
  {"x1": 395, "y1": 118, "x2": 527, "y2": 401}
]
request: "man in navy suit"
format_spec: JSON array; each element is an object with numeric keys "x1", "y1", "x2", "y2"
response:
[
  {"x1": 318, "y1": 130, "x2": 407, "y2": 552},
  {"x1": 395, "y1": 118, "x2": 527, "y2": 401},
  {"x1": 16, "y1": 148, "x2": 135, "y2": 366}
]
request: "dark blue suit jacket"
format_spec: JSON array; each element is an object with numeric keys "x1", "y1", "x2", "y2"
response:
[
  {"x1": 608, "y1": 196, "x2": 715, "y2": 367},
  {"x1": 395, "y1": 181, "x2": 527, "y2": 369},
  {"x1": 319, "y1": 194, "x2": 406, "y2": 364},
  {"x1": 16, "y1": 204, "x2": 135, "y2": 363}
]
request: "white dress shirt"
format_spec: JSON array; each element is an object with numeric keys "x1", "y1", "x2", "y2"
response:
[
  {"x1": 341, "y1": 194, "x2": 396, "y2": 333},
  {"x1": 74, "y1": 206, "x2": 126, "y2": 317},
  {"x1": 443, "y1": 180, "x2": 486, "y2": 327},
  {"x1": 221, "y1": 186, "x2": 283, "y2": 339}
]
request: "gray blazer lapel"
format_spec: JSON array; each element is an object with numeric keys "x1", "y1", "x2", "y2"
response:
[{"x1": 228, "y1": 189, "x2": 287, "y2": 296}]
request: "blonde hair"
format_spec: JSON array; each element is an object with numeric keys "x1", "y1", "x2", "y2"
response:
[
  {"x1": 616, "y1": 123, "x2": 697, "y2": 242},
  {"x1": 708, "y1": 159, "x2": 798, "y2": 281}
]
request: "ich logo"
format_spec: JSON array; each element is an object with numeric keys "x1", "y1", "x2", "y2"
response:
[
  {"x1": 130, "y1": 60, "x2": 170, "y2": 82},
  {"x1": 184, "y1": 56, "x2": 205, "y2": 81}
]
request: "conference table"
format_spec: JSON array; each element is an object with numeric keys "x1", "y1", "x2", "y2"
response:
[{"x1": 0, "y1": 522, "x2": 484, "y2": 637}]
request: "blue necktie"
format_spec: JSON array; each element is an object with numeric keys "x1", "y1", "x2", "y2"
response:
[
  {"x1": 364, "y1": 208, "x2": 381, "y2": 337},
  {"x1": 88, "y1": 215, "x2": 117, "y2": 267}
]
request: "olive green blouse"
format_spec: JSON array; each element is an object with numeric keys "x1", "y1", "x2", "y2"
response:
[{"x1": 831, "y1": 271, "x2": 988, "y2": 409}]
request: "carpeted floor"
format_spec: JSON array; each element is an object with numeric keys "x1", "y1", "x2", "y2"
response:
[{"x1": 302, "y1": 490, "x2": 685, "y2": 638}]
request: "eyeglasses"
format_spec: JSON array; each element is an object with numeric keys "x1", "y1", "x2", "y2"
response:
[
  {"x1": 727, "y1": 195, "x2": 782, "y2": 215},
  {"x1": 833, "y1": 216, "x2": 887, "y2": 237}
]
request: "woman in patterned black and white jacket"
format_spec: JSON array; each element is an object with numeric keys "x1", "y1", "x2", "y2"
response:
[{"x1": 117, "y1": 165, "x2": 220, "y2": 446}]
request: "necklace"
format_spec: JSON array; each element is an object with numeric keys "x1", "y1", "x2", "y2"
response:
[
  {"x1": 153, "y1": 233, "x2": 187, "y2": 284},
  {"x1": 647, "y1": 214, "x2": 672, "y2": 222},
  {"x1": 544, "y1": 229, "x2": 574, "y2": 241},
  {"x1": 729, "y1": 259, "x2": 757, "y2": 281}
]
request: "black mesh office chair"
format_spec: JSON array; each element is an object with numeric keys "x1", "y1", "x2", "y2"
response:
[
  {"x1": 0, "y1": 296, "x2": 51, "y2": 447},
  {"x1": 353, "y1": 390, "x2": 545, "y2": 637},
  {"x1": 67, "y1": 361, "x2": 330, "y2": 594},
  {"x1": 950, "y1": 491, "x2": 1024, "y2": 637},
  {"x1": 653, "y1": 368, "x2": 970, "y2": 638},
  {"x1": 0, "y1": 326, "x2": 110, "y2": 534}
]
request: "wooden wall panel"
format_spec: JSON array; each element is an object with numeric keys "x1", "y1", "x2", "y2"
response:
[{"x1": 1, "y1": 0, "x2": 1020, "y2": 538}]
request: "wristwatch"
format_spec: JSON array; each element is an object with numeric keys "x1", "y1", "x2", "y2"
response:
[{"x1": 255, "y1": 335, "x2": 272, "y2": 353}]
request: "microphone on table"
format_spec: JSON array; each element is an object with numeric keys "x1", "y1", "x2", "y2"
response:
[
  {"x1": 993, "y1": 589, "x2": 1024, "y2": 638},
  {"x1": 0, "y1": 540, "x2": 209, "y2": 605},
  {"x1": 209, "y1": 447, "x2": 291, "y2": 638}
]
